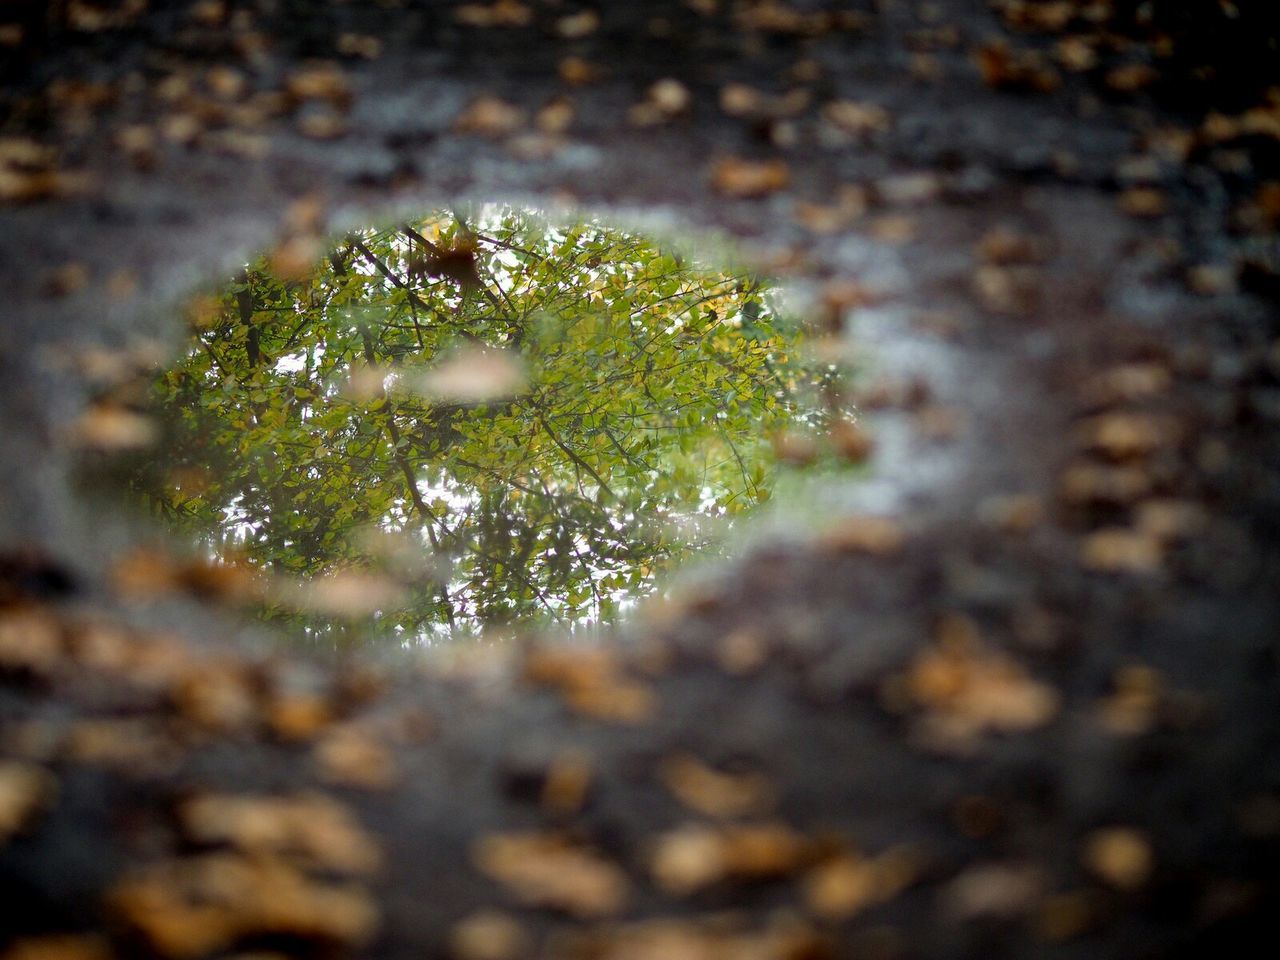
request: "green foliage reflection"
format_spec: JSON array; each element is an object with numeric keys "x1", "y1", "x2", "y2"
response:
[{"x1": 125, "y1": 208, "x2": 837, "y2": 645}]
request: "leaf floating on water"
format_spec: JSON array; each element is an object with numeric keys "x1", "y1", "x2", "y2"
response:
[
  {"x1": 68, "y1": 405, "x2": 157, "y2": 450},
  {"x1": 272, "y1": 570, "x2": 407, "y2": 618},
  {"x1": 407, "y1": 346, "x2": 528, "y2": 403}
]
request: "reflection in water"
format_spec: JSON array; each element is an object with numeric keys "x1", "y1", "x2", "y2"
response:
[{"x1": 84, "y1": 207, "x2": 857, "y2": 647}]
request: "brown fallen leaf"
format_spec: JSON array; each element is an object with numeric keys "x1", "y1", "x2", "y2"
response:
[
  {"x1": 542, "y1": 749, "x2": 593, "y2": 815},
  {"x1": 816, "y1": 515, "x2": 906, "y2": 556},
  {"x1": 658, "y1": 753, "x2": 776, "y2": 819},
  {"x1": 273, "y1": 569, "x2": 407, "y2": 618},
  {"x1": 1037, "y1": 889, "x2": 1102, "y2": 942},
  {"x1": 628, "y1": 78, "x2": 693, "y2": 126},
  {"x1": 943, "y1": 862, "x2": 1045, "y2": 919},
  {"x1": 551, "y1": 915, "x2": 823, "y2": 960},
  {"x1": 1059, "y1": 462, "x2": 1152, "y2": 506},
  {"x1": 876, "y1": 172, "x2": 942, "y2": 206},
  {"x1": 0, "y1": 761, "x2": 57, "y2": 845},
  {"x1": 473, "y1": 831, "x2": 630, "y2": 917},
  {"x1": 558, "y1": 56, "x2": 599, "y2": 85},
  {"x1": 867, "y1": 214, "x2": 917, "y2": 243},
  {"x1": 450, "y1": 910, "x2": 530, "y2": 960},
  {"x1": 1076, "y1": 411, "x2": 1175, "y2": 460},
  {"x1": 977, "y1": 225, "x2": 1046, "y2": 265},
  {"x1": 828, "y1": 418, "x2": 874, "y2": 462},
  {"x1": 172, "y1": 659, "x2": 259, "y2": 732},
  {"x1": 1097, "y1": 664, "x2": 1163, "y2": 735},
  {"x1": 716, "y1": 627, "x2": 768, "y2": 675},
  {"x1": 1106, "y1": 63, "x2": 1158, "y2": 92},
  {"x1": 1080, "y1": 527, "x2": 1164, "y2": 574},
  {"x1": 1079, "y1": 363, "x2": 1172, "y2": 408},
  {"x1": 285, "y1": 64, "x2": 351, "y2": 104},
  {"x1": 1055, "y1": 36, "x2": 1098, "y2": 72},
  {"x1": 179, "y1": 791, "x2": 383, "y2": 875},
  {"x1": 891, "y1": 614, "x2": 1060, "y2": 747},
  {"x1": 1081, "y1": 827, "x2": 1154, "y2": 889},
  {"x1": 650, "y1": 822, "x2": 807, "y2": 895},
  {"x1": 65, "y1": 719, "x2": 182, "y2": 774},
  {"x1": 109, "y1": 852, "x2": 380, "y2": 958},
  {"x1": 0, "y1": 609, "x2": 63, "y2": 673},
  {"x1": 711, "y1": 157, "x2": 790, "y2": 198},
  {"x1": 0, "y1": 935, "x2": 112, "y2": 960},
  {"x1": 974, "y1": 41, "x2": 1060, "y2": 92},
  {"x1": 313, "y1": 724, "x2": 400, "y2": 790},
  {"x1": 407, "y1": 346, "x2": 528, "y2": 402},
  {"x1": 978, "y1": 493, "x2": 1043, "y2": 534},
  {"x1": 1119, "y1": 187, "x2": 1168, "y2": 218},
  {"x1": 454, "y1": 1, "x2": 533, "y2": 27},
  {"x1": 67, "y1": 404, "x2": 157, "y2": 450},
  {"x1": 454, "y1": 96, "x2": 526, "y2": 137},
  {"x1": 822, "y1": 99, "x2": 890, "y2": 136},
  {"x1": 804, "y1": 846, "x2": 918, "y2": 920},
  {"x1": 523, "y1": 645, "x2": 656, "y2": 724}
]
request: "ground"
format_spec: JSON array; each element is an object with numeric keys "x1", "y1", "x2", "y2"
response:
[{"x1": 1, "y1": 1, "x2": 1279, "y2": 958}]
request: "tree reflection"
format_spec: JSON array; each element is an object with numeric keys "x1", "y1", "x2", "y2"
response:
[{"x1": 111, "y1": 208, "x2": 841, "y2": 646}]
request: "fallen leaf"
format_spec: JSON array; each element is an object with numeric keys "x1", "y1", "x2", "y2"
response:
[
  {"x1": 804, "y1": 847, "x2": 918, "y2": 920},
  {"x1": 816, "y1": 515, "x2": 906, "y2": 556},
  {"x1": 109, "y1": 852, "x2": 379, "y2": 957},
  {"x1": 454, "y1": 96, "x2": 526, "y2": 136},
  {"x1": 0, "y1": 936, "x2": 112, "y2": 960},
  {"x1": 650, "y1": 822, "x2": 806, "y2": 895},
  {"x1": 711, "y1": 157, "x2": 790, "y2": 198},
  {"x1": 1080, "y1": 527, "x2": 1164, "y2": 574},
  {"x1": 408, "y1": 347, "x2": 527, "y2": 402},
  {"x1": 943, "y1": 862, "x2": 1045, "y2": 919},
  {"x1": 450, "y1": 910, "x2": 529, "y2": 960},
  {"x1": 556, "y1": 10, "x2": 600, "y2": 38},
  {"x1": 314, "y1": 725, "x2": 400, "y2": 790},
  {"x1": 1081, "y1": 827, "x2": 1153, "y2": 889},
  {"x1": 892, "y1": 615, "x2": 1060, "y2": 747},
  {"x1": 454, "y1": 1, "x2": 533, "y2": 27},
  {"x1": 658, "y1": 753, "x2": 775, "y2": 818},
  {"x1": 0, "y1": 761, "x2": 57, "y2": 845},
  {"x1": 68, "y1": 405, "x2": 157, "y2": 450},
  {"x1": 541, "y1": 749, "x2": 593, "y2": 815},
  {"x1": 179, "y1": 791, "x2": 383, "y2": 875},
  {"x1": 474, "y1": 832, "x2": 630, "y2": 916},
  {"x1": 822, "y1": 99, "x2": 890, "y2": 135}
]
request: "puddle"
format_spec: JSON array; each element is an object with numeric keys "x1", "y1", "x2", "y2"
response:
[{"x1": 73, "y1": 206, "x2": 866, "y2": 649}]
